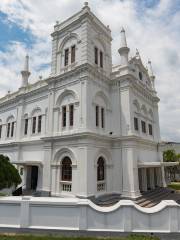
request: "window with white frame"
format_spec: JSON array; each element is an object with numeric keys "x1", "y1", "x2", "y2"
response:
[
  {"x1": 62, "y1": 106, "x2": 67, "y2": 127},
  {"x1": 97, "y1": 157, "x2": 106, "y2": 191},
  {"x1": 6, "y1": 117, "x2": 15, "y2": 138},
  {"x1": 95, "y1": 105, "x2": 105, "y2": 129},
  {"x1": 31, "y1": 109, "x2": 42, "y2": 135},
  {"x1": 95, "y1": 105, "x2": 99, "y2": 127},
  {"x1": 0, "y1": 121, "x2": 2, "y2": 139},
  {"x1": 101, "y1": 107, "x2": 105, "y2": 128},
  {"x1": 134, "y1": 117, "x2": 139, "y2": 131},
  {"x1": 141, "y1": 120, "x2": 146, "y2": 133},
  {"x1": 148, "y1": 123, "x2": 153, "y2": 135},
  {"x1": 64, "y1": 48, "x2": 69, "y2": 66},
  {"x1": 64, "y1": 45, "x2": 76, "y2": 67},
  {"x1": 61, "y1": 156, "x2": 72, "y2": 192},
  {"x1": 61, "y1": 104, "x2": 74, "y2": 128},
  {"x1": 69, "y1": 104, "x2": 74, "y2": 127},
  {"x1": 24, "y1": 118, "x2": 28, "y2": 135},
  {"x1": 71, "y1": 45, "x2": 76, "y2": 64}
]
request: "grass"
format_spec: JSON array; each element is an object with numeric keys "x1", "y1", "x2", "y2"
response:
[
  {"x1": 0, "y1": 192, "x2": 6, "y2": 197},
  {"x1": 0, "y1": 235, "x2": 160, "y2": 240},
  {"x1": 168, "y1": 182, "x2": 180, "y2": 190}
]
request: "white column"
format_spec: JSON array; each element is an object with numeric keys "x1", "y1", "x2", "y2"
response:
[
  {"x1": 122, "y1": 145, "x2": 141, "y2": 198},
  {"x1": 150, "y1": 168, "x2": 155, "y2": 189},
  {"x1": 51, "y1": 165, "x2": 57, "y2": 196},
  {"x1": 161, "y1": 166, "x2": 167, "y2": 187},
  {"x1": 41, "y1": 115, "x2": 46, "y2": 137},
  {"x1": 16, "y1": 101, "x2": 24, "y2": 140},
  {"x1": 141, "y1": 168, "x2": 147, "y2": 192},
  {"x1": 47, "y1": 87, "x2": 55, "y2": 135},
  {"x1": 36, "y1": 165, "x2": 43, "y2": 191},
  {"x1": 156, "y1": 167, "x2": 163, "y2": 187},
  {"x1": 41, "y1": 144, "x2": 52, "y2": 195}
]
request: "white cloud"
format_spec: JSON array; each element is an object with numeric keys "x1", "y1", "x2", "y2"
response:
[{"x1": 0, "y1": 0, "x2": 180, "y2": 141}]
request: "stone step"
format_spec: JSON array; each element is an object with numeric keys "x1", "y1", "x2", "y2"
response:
[
  {"x1": 136, "y1": 188, "x2": 171, "y2": 205},
  {"x1": 138, "y1": 191, "x2": 172, "y2": 208},
  {"x1": 97, "y1": 193, "x2": 121, "y2": 202},
  {"x1": 142, "y1": 192, "x2": 172, "y2": 208},
  {"x1": 137, "y1": 188, "x2": 164, "y2": 200}
]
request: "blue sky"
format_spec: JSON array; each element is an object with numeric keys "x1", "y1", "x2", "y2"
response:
[
  {"x1": 0, "y1": 12, "x2": 35, "y2": 52},
  {"x1": 0, "y1": 0, "x2": 180, "y2": 142}
]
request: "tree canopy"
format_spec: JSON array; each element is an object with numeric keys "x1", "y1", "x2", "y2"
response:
[
  {"x1": 163, "y1": 149, "x2": 177, "y2": 162},
  {"x1": 0, "y1": 155, "x2": 21, "y2": 190}
]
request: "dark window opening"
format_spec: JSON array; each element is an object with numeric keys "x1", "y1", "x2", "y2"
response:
[
  {"x1": 62, "y1": 106, "x2": 66, "y2": 127},
  {"x1": 139, "y1": 72, "x2": 143, "y2": 80},
  {"x1": 101, "y1": 108, "x2": 105, "y2": 128},
  {"x1": 24, "y1": 119, "x2": 28, "y2": 135},
  {"x1": 97, "y1": 157, "x2": 105, "y2": 181},
  {"x1": 134, "y1": 117, "x2": 139, "y2": 131},
  {"x1": 94, "y1": 47, "x2": 98, "y2": 65},
  {"x1": 100, "y1": 51, "x2": 103, "y2": 68},
  {"x1": 7, "y1": 123, "x2": 10, "y2": 138},
  {"x1": 69, "y1": 104, "x2": 74, "y2": 126},
  {"x1": 38, "y1": 115, "x2": 42, "y2": 133},
  {"x1": 96, "y1": 105, "x2": 99, "y2": 127},
  {"x1": 32, "y1": 117, "x2": 36, "y2": 134},
  {"x1": 11, "y1": 122, "x2": 14, "y2": 137},
  {"x1": 64, "y1": 48, "x2": 69, "y2": 66},
  {"x1": 141, "y1": 120, "x2": 146, "y2": 133},
  {"x1": 0, "y1": 125, "x2": 2, "y2": 138},
  {"x1": 148, "y1": 124, "x2": 153, "y2": 135},
  {"x1": 71, "y1": 45, "x2": 75, "y2": 63},
  {"x1": 61, "y1": 157, "x2": 72, "y2": 181}
]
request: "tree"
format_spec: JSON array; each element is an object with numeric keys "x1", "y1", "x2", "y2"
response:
[
  {"x1": 163, "y1": 149, "x2": 177, "y2": 162},
  {"x1": 163, "y1": 149, "x2": 179, "y2": 182},
  {"x1": 0, "y1": 155, "x2": 21, "y2": 190}
]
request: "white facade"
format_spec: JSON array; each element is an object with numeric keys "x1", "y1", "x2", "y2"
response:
[{"x1": 0, "y1": 3, "x2": 166, "y2": 199}]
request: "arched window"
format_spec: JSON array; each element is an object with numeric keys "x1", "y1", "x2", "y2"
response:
[
  {"x1": 61, "y1": 157, "x2": 72, "y2": 181},
  {"x1": 97, "y1": 157, "x2": 105, "y2": 181},
  {"x1": 31, "y1": 108, "x2": 42, "y2": 134},
  {"x1": 6, "y1": 116, "x2": 15, "y2": 138}
]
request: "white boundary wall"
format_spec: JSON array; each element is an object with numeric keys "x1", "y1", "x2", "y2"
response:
[{"x1": 0, "y1": 197, "x2": 179, "y2": 233}]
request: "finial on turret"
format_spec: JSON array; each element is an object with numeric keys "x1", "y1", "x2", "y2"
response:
[
  {"x1": 136, "y1": 48, "x2": 141, "y2": 59},
  {"x1": 83, "y1": 1, "x2": 90, "y2": 10},
  {"x1": 21, "y1": 54, "x2": 31, "y2": 88},
  {"x1": 148, "y1": 59, "x2": 155, "y2": 90},
  {"x1": 24, "y1": 55, "x2": 29, "y2": 71},
  {"x1": 118, "y1": 27, "x2": 129, "y2": 66}
]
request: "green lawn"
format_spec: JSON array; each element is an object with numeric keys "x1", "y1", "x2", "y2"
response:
[
  {"x1": 168, "y1": 182, "x2": 180, "y2": 190},
  {"x1": 0, "y1": 235, "x2": 159, "y2": 240},
  {"x1": 0, "y1": 192, "x2": 6, "y2": 197}
]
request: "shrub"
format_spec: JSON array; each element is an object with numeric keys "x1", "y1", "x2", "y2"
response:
[{"x1": 0, "y1": 155, "x2": 21, "y2": 190}]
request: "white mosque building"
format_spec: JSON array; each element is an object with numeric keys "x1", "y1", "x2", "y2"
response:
[{"x1": 0, "y1": 2, "x2": 169, "y2": 199}]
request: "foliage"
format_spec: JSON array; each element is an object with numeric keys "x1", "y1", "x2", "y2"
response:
[
  {"x1": 163, "y1": 149, "x2": 180, "y2": 182},
  {"x1": 0, "y1": 154, "x2": 21, "y2": 190},
  {"x1": 168, "y1": 182, "x2": 180, "y2": 190},
  {"x1": 163, "y1": 149, "x2": 177, "y2": 162},
  {"x1": 0, "y1": 192, "x2": 6, "y2": 197},
  {"x1": 0, "y1": 235, "x2": 160, "y2": 240}
]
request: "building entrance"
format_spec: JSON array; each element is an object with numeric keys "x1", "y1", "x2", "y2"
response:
[
  {"x1": 31, "y1": 166, "x2": 38, "y2": 190},
  {"x1": 26, "y1": 166, "x2": 38, "y2": 190}
]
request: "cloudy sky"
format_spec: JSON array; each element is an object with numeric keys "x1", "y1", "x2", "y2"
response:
[{"x1": 0, "y1": 0, "x2": 180, "y2": 141}]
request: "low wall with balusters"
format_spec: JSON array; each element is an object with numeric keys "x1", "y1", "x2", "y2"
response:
[{"x1": 0, "y1": 196, "x2": 179, "y2": 233}]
